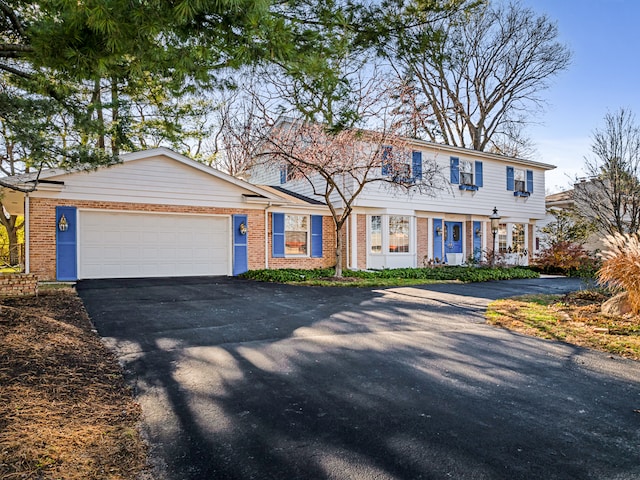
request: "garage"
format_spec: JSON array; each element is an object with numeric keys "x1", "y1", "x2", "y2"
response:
[{"x1": 79, "y1": 210, "x2": 230, "y2": 279}]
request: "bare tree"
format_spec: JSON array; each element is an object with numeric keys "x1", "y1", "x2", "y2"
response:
[
  {"x1": 389, "y1": 1, "x2": 571, "y2": 154},
  {"x1": 258, "y1": 118, "x2": 441, "y2": 277},
  {"x1": 574, "y1": 108, "x2": 640, "y2": 236}
]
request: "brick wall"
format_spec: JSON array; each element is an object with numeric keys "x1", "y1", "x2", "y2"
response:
[
  {"x1": 0, "y1": 273, "x2": 38, "y2": 297},
  {"x1": 267, "y1": 214, "x2": 336, "y2": 270},
  {"x1": 357, "y1": 214, "x2": 367, "y2": 270},
  {"x1": 416, "y1": 218, "x2": 429, "y2": 267}
]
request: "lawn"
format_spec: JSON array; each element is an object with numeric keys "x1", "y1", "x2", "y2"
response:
[
  {"x1": 487, "y1": 290, "x2": 640, "y2": 360},
  {"x1": 0, "y1": 288, "x2": 148, "y2": 479}
]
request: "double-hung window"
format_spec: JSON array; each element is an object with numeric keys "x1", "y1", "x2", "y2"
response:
[
  {"x1": 285, "y1": 215, "x2": 308, "y2": 255},
  {"x1": 460, "y1": 160, "x2": 474, "y2": 186},
  {"x1": 370, "y1": 215, "x2": 382, "y2": 253},
  {"x1": 272, "y1": 213, "x2": 323, "y2": 258},
  {"x1": 389, "y1": 216, "x2": 410, "y2": 253},
  {"x1": 507, "y1": 166, "x2": 534, "y2": 196}
]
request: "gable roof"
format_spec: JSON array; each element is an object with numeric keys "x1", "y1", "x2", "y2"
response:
[{"x1": 1, "y1": 148, "x2": 291, "y2": 203}]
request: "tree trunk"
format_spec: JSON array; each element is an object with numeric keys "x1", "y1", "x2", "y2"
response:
[
  {"x1": 335, "y1": 223, "x2": 343, "y2": 278},
  {"x1": 0, "y1": 206, "x2": 21, "y2": 266}
]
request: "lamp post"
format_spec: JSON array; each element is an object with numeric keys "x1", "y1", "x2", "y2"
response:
[{"x1": 489, "y1": 207, "x2": 501, "y2": 267}]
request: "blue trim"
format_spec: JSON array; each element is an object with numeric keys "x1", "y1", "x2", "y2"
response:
[
  {"x1": 475, "y1": 161, "x2": 483, "y2": 188},
  {"x1": 412, "y1": 151, "x2": 422, "y2": 181},
  {"x1": 311, "y1": 215, "x2": 323, "y2": 258},
  {"x1": 56, "y1": 206, "x2": 77, "y2": 281},
  {"x1": 526, "y1": 169, "x2": 534, "y2": 194},
  {"x1": 433, "y1": 218, "x2": 443, "y2": 263},
  {"x1": 459, "y1": 184, "x2": 478, "y2": 191},
  {"x1": 272, "y1": 212, "x2": 285, "y2": 257},
  {"x1": 232, "y1": 215, "x2": 248, "y2": 275},
  {"x1": 514, "y1": 191, "x2": 530, "y2": 197},
  {"x1": 450, "y1": 157, "x2": 459, "y2": 184},
  {"x1": 506, "y1": 166, "x2": 515, "y2": 191}
]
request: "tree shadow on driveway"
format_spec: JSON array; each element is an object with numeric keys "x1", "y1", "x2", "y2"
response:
[{"x1": 77, "y1": 276, "x2": 640, "y2": 480}]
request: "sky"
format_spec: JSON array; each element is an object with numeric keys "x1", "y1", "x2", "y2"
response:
[{"x1": 519, "y1": 0, "x2": 640, "y2": 193}]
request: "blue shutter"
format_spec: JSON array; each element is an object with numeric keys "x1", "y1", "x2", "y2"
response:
[
  {"x1": 56, "y1": 206, "x2": 77, "y2": 281},
  {"x1": 280, "y1": 166, "x2": 287, "y2": 184},
  {"x1": 475, "y1": 161, "x2": 483, "y2": 187},
  {"x1": 232, "y1": 215, "x2": 248, "y2": 275},
  {"x1": 526, "y1": 170, "x2": 534, "y2": 193},
  {"x1": 412, "y1": 151, "x2": 422, "y2": 181},
  {"x1": 272, "y1": 212, "x2": 285, "y2": 257},
  {"x1": 506, "y1": 166, "x2": 515, "y2": 191},
  {"x1": 311, "y1": 215, "x2": 323, "y2": 258},
  {"x1": 450, "y1": 157, "x2": 459, "y2": 184},
  {"x1": 381, "y1": 145, "x2": 392, "y2": 176}
]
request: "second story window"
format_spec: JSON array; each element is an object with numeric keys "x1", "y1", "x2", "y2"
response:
[
  {"x1": 507, "y1": 166, "x2": 534, "y2": 196},
  {"x1": 460, "y1": 160, "x2": 474, "y2": 185},
  {"x1": 514, "y1": 168, "x2": 526, "y2": 192}
]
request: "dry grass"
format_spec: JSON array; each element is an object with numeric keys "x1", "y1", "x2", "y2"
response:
[
  {"x1": 0, "y1": 289, "x2": 148, "y2": 479},
  {"x1": 487, "y1": 290, "x2": 640, "y2": 360},
  {"x1": 599, "y1": 232, "x2": 640, "y2": 314}
]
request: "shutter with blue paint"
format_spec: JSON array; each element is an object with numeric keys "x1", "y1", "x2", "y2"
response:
[
  {"x1": 526, "y1": 170, "x2": 534, "y2": 193},
  {"x1": 450, "y1": 157, "x2": 459, "y2": 184},
  {"x1": 233, "y1": 215, "x2": 248, "y2": 275},
  {"x1": 473, "y1": 220, "x2": 482, "y2": 261},
  {"x1": 381, "y1": 145, "x2": 392, "y2": 176},
  {"x1": 272, "y1": 212, "x2": 285, "y2": 257},
  {"x1": 506, "y1": 166, "x2": 515, "y2": 191},
  {"x1": 475, "y1": 161, "x2": 483, "y2": 188},
  {"x1": 280, "y1": 166, "x2": 287, "y2": 184},
  {"x1": 433, "y1": 218, "x2": 443, "y2": 263},
  {"x1": 311, "y1": 215, "x2": 323, "y2": 258},
  {"x1": 412, "y1": 151, "x2": 422, "y2": 181},
  {"x1": 56, "y1": 206, "x2": 77, "y2": 281}
]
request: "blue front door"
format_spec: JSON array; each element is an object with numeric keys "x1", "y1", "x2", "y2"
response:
[{"x1": 444, "y1": 221, "x2": 463, "y2": 259}]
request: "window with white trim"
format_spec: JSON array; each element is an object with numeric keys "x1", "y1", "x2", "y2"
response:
[
  {"x1": 498, "y1": 224, "x2": 508, "y2": 253},
  {"x1": 514, "y1": 168, "x2": 526, "y2": 192},
  {"x1": 389, "y1": 215, "x2": 410, "y2": 253},
  {"x1": 370, "y1": 215, "x2": 382, "y2": 253},
  {"x1": 460, "y1": 160, "x2": 474, "y2": 186},
  {"x1": 512, "y1": 224, "x2": 526, "y2": 253},
  {"x1": 285, "y1": 215, "x2": 308, "y2": 255}
]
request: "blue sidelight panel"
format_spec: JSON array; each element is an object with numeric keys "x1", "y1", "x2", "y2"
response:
[
  {"x1": 433, "y1": 218, "x2": 443, "y2": 263},
  {"x1": 233, "y1": 215, "x2": 248, "y2": 276},
  {"x1": 56, "y1": 206, "x2": 77, "y2": 281},
  {"x1": 473, "y1": 220, "x2": 482, "y2": 261}
]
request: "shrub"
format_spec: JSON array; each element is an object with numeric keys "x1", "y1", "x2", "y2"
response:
[
  {"x1": 531, "y1": 240, "x2": 600, "y2": 277},
  {"x1": 598, "y1": 233, "x2": 640, "y2": 314}
]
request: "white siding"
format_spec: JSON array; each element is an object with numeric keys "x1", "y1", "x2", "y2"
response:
[{"x1": 31, "y1": 155, "x2": 264, "y2": 208}]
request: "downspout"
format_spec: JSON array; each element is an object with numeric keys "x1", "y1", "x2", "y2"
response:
[
  {"x1": 24, "y1": 193, "x2": 30, "y2": 274},
  {"x1": 264, "y1": 202, "x2": 272, "y2": 269}
]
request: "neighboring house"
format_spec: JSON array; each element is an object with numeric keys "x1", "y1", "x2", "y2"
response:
[
  {"x1": 540, "y1": 184, "x2": 604, "y2": 253},
  {"x1": 1, "y1": 148, "x2": 335, "y2": 281},
  {"x1": 249, "y1": 137, "x2": 555, "y2": 269}
]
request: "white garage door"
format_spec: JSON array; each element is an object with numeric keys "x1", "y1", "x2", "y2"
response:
[{"x1": 79, "y1": 211, "x2": 230, "y2": 279}]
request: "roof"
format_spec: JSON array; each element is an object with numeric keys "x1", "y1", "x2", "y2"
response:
[
  {"x1": 259, "y1": 185, "x2": 326, "y2": 205},
  {"x1": 545, "y1": 189, "x2": 574, "y2": 207}
]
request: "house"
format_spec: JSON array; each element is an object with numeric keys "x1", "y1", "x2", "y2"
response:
[
  {"x1": 249, "y1": 136, "x2": 555, "y2": 269},
  {"x1": 1, "y1": 148, "x2": 335, "y2": 281}
]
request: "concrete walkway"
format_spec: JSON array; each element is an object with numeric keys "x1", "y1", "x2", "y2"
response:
[{"x1": 77, "y1": 277, "x2": 640, "y2": 480}]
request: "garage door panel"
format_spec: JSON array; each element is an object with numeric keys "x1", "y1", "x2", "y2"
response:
[{"x1": 79, "y1": 211, "x2": 230, "y2": 279}]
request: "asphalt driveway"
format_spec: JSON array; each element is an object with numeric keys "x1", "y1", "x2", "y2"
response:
[{"x1": 77, "y1": 277, "x2": 640, "y2": 480}]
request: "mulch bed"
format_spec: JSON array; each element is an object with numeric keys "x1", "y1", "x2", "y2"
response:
[{"x1": 0, "y1": 289, "x2": 148, "y2": 479}]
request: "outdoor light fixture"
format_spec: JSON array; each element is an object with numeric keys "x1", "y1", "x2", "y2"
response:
[
  {"x1": 239, "y1": 222, "x2": 248, "y2": 235},
  {"x1": 435, "y1": 225, "x2": 442, "y2": 236},
  {"x1": 489, "y1": 207, "x2": 501, "y2": 267},
  {"x1": 474, "y1": 226, "x2": 482, "y2": 237},
  {"x1": 58, "y1": 214, "x2": 69, "y2": 232}
]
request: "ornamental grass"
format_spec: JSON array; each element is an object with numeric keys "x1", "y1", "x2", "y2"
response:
[{"x1": 598, "y1": 233, "x2": 640, "y2": 315}]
